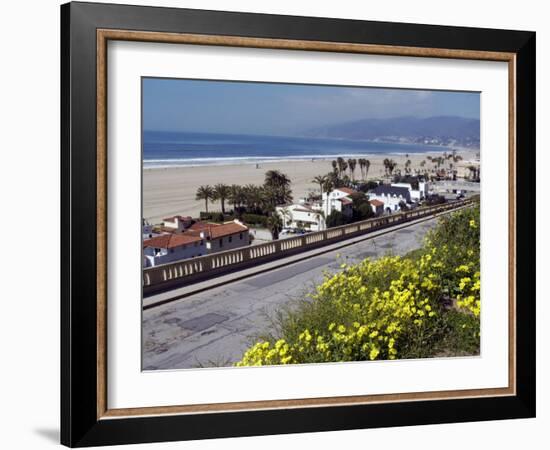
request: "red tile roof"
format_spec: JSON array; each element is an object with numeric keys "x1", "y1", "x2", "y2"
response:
[
  {"x1": 336, "y1": 187, "x2": 357, "y2": 195},
  {"x1": 143, "y1": 233, "x2": 202, "y2": 249},
  {"x1": 186, "y1": 221, "x2": 249, "y2": 239},
  {"x1": 188, "y1": 221, "x2": 220, "y2": 231},
  {"x1": 369, "y1": 199, "x2": 385, "y2": 207},
  {"x1": 163, "y1": 215, "x2": 192, "y2": 222},
  {"x1": 338, "y1": 197, "x2": 353, "y2": 205},
  {"x1": 208, "y1": 222, "x2": 248, "y2": 239}
]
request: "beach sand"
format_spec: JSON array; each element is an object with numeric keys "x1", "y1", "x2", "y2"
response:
[{"x1": 143, "y1": 150, "x2": 479, "y2": 223}]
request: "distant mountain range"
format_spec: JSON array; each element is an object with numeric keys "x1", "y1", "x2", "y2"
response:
[{"x1": 303, "y1": 116, "x2": 480, "y2": 149}]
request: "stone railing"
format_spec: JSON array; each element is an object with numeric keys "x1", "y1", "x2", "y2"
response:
[{"x1": 143, "y1": 200, "x2": 472, "y2": 296}]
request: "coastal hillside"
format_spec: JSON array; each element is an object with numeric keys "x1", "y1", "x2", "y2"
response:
[{"x1": 304, "y1": 115, "x2": 480, "y2": 149}]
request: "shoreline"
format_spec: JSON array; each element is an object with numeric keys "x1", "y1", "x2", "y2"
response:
[
  {"x1": 143, "y1": 149, "x2": 479, "y2": 223},
  {"x1": 143, "y1": 147, "x2": 479, "y2": 170}
]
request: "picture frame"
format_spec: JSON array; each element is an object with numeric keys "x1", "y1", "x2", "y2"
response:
[{"x1": 60, "y1": 1, "x2": 536, "y2": 447}]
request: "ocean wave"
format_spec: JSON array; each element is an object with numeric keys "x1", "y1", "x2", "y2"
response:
[{"x1": 142, "y1": 152, "x2": 438, "y2": 168}]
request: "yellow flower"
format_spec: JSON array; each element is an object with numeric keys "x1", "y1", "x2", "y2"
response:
[{"x1": 369, "y1": 347, "x2": 380, "y2": 360}]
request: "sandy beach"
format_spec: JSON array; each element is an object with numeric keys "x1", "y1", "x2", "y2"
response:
[{"x1": 143, "y1": 149, "x2": 478, "y2": 223}]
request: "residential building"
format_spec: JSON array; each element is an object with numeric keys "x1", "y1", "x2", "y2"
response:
[
  {"x1": 276, "y1": 203, "x2": 325, "y2": 231},
  {"x1": 391, "y1": 181, "x2": 428, "y2": 202},
  {"x1": 367, "y1": 185, "x2": 411, "y2": 213},
  {"x1": 162, "y1": 215, "x2": 193, "y2": 232},
  {"x1": 369, "y1": 199, "x2": 385, "y2": 216},
  {"x1": 322, "y1": 187, "x2": 356, "y2": 218},
  {"x1": 187, "y1": 220, "x2": 250, "y2": 253},
  {"x1": 143, "y1": 219, "x2": 250, "y2": 267},
  {"x1": 143, "y1": 233, "x2": 206, "y2": 267}
]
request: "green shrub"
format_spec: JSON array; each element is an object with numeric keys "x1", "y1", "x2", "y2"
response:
[{"x1": 242, "y1": 213, "x2": 268, "y2": 227}]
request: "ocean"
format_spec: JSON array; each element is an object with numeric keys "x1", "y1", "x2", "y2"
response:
[{"x1": 143, "y1": 131, "x2": 444, "y2": 168}]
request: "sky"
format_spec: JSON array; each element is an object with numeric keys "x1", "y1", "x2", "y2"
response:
[{"x1": 143, "y1": 78, "x2": 480, "y2": 136}]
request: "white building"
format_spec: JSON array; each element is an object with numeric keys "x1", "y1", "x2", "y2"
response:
[
  {"x1": 188, "y1": 220, "x2": 250, "y2": 254},
  {"x1": 143, "y1": 233, "x2": 206, "y2": 267},
  {"x1": 391, "y1": 181, "x2": 428, "y2": 202},
  {"x1": 322, "y1": 187, "x2": 356, "y2": 218},
  {"x1": 162, "y1": 215, "x2": 193, "y2": 232},
  {"x1": 143, "y1": 219, "x2": 250, "y2": 267},
  {"x1": 369, "y1": 199, "x2": 385, "y2": 216},
  {"x1": 368, "y1": 185, "x2": 411, "y2": 213},
  {"x1": 276, "y1": 203, "x2": 325, "y2": 231}
]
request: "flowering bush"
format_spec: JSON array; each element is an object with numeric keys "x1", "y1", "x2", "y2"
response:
[{"x1": 236, "y1": 204, "x2": 480, "y2": 367}]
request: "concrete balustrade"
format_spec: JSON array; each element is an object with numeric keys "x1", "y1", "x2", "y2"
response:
[{"x1": 143, "y1": 200, "x2": 471, "y2": 295}]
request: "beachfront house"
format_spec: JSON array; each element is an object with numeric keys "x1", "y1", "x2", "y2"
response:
[
  {"x1": 367, "y1": 185, "x2": 411, "y2": 213},
  {"x1": 162, "y1": 215, "x2": 193, "y2": 232},
  {"x1": 143, "y1": 233, "x2": 206, "y2": 267},
  {"x1": 391, "y1": 181, "x2": 428, "y2": 202},
  {"x1": 276, "y1": 203, "x2": 326, "y2": 232},
  {"x1": 143, "y1": 219, "x2": 250, "y2": 267},
  {"x1": 322, "y1": 187, "x2": 356, "y2": 218},
  {"x1": 369, "y1": 199, "x2": 385, "y2": 216},
  {"x1": 188, "y1": 220, "x2": 251, "y2": 253}
]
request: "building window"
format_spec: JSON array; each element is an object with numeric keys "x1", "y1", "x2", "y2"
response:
[
  {"x1": 228, "y1": 236, "x2": 232, "y2": 243},
  {"x1": 219, "y1": 239, "x2": 223, "y2": 247},
  {"x1": 239, "y1": 233, "x2": 243, "y2": 240}
]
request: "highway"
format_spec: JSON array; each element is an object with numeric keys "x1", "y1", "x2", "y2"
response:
[{"x1": 142, "y1": 215, "x2": 440, "y2": 370}]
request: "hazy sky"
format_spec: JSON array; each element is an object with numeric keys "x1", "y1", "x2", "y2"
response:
[{"x1": 143, "y1": 78, "x2": 480, "y2": 136}]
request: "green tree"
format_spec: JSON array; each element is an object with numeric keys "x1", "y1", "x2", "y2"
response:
[
  {"x1": 195, "y1": 185, "x2": 214, "y2": 213},
  {"x1": 267, "y1": 213, "x2": 283, "y2": 240},
  {"x1": 348, "y1": 158, "x2": 357, "y2": 180},
  {"x1": 312, "y1": 175, "x2": 327, "y2": 204},
  {"x1": 326, "y1": 210, "x2": 346, "y2": 228},
  {"x1": 213, "y1": 183, "x2": 230, "y2": 215}
]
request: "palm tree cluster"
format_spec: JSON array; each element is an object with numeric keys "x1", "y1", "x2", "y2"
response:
[
  {"x1": 195, "y1": 170, "x2": 293, "y2": 218},
  {"x1": 329, "y1": 157, "x2": 371, "y2": 184},
  {"x1": 383, "y1": 158, "x2": 398, "y2": 177}
]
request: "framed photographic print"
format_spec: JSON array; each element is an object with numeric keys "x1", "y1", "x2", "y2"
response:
[{"x1": 61, "y1": 1, "x2": 536, "y2": 447}]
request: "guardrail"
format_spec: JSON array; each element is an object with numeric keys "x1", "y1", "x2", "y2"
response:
[{"x1": 143, "y1": 200, "x2": 472, "y2": 296}]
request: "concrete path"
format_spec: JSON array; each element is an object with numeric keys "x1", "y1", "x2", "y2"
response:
[{"x1": 142, "y1": 216, "x2": 441, "y2": 371}]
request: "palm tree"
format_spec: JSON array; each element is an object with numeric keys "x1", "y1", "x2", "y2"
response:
[
  {"x1": 279, "y1": 207, "x2": 292, "y2": 227},
  {"x1": 383, "y1": 158, "x2": 397, "y2": 178},
  {"x1": 264, "y1": 170, "x2": 292, "y2": 207},
  {"x1": 405, "y1": 159, "x2": 412, "y2": 174},
  {"x1": 348, "y1": 158, "x2": 357, "y2": 181},
  {"x1": 213, "y1": 183, "x2": 230, "y2": 215},
  {"x1": 331, "y1": 160, "x2": 338, "y2": 174},
  {"x1": 312, "y1": 174, "x2": 327, "y2": 202},
  {"x1": 243, "y1": 184, "x2": 263, "y2": 212},
  {"x1": 228, "y1": 184, "x2": 243, "y2": 212},
  {"x1": 364, "y1": 159, "x2": 371, "y2": 180},
  {"x1": 322, "y1": 176, "x2": 335, "y2": 218},
  {"x1": 264, "y1": 170, "x2": 290, "y2": 190},
  {"x1": 195, "y1": 185, "x2": 214, "y2": 213},
  {"x1": 266, "y1": 213, "x2": 283, "y2": 240},
  {"x1": 357, "y1": 158, "x2": 364, "y2": 179},
  {"x1": 336, "y1": 157, "x2": 346, "y2": 175}
]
